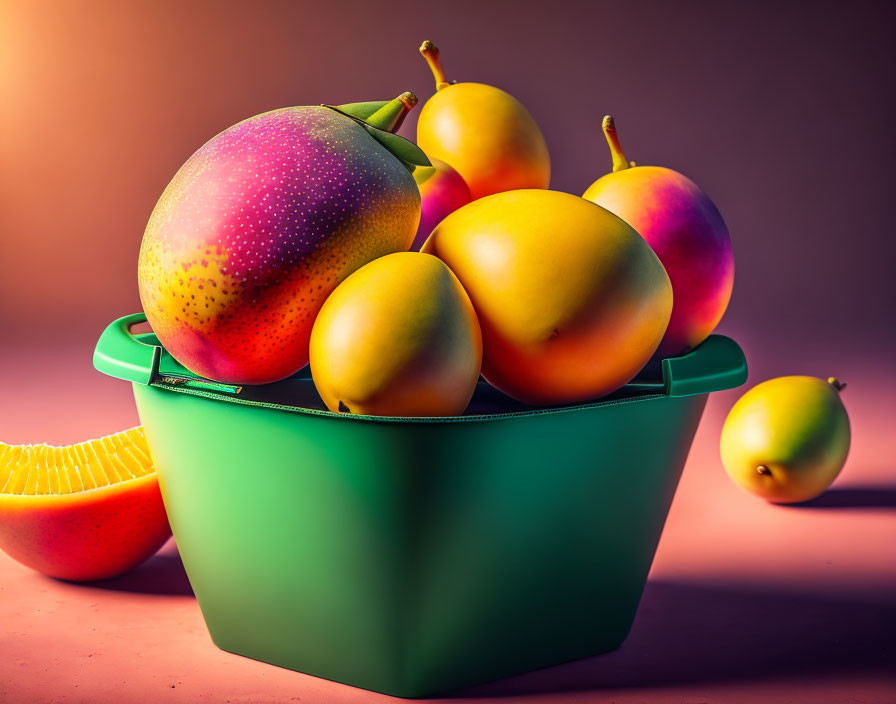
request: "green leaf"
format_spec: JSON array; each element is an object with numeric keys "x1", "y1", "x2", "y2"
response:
[
  {"x1": 327, "y1": 100, "x2": 389, "y2": 121},
  {"x1": 322, "y1": 104, "x2": 431, "y2": 172},
  {"x1": 361, "y1": 124, "x2": 431, "y2": 168}
]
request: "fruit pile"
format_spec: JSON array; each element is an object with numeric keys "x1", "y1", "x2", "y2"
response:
[
  {"x1": 0, "y1": 40, "x2": 852, "y2": 587},
  {"x1": 137, "y1": 41, "x2": 734, "y2": 416}
]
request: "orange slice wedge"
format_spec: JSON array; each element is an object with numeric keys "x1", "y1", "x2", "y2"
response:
[{"x1": 0, "y1": 427, "x2": 171, "y2": 581}]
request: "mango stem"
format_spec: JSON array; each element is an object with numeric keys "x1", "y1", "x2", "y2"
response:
[
  {"x1": 827, "y1": 377, "x2": 847, "y2": 393},
  {"x1": 366, "y1": 92, "x2": 418, "y2": 132},
  {"x1": 603, "y1": 116, "x2": 636, "y2": 172},
  {"x1": 757, "y1": 465, "x2": 772, "y2": 475},
  {"x1": 420, "y1": 40, "x2": 452, "y2": 91}
]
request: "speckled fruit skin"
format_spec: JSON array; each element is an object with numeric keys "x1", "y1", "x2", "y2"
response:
[
  {"x1": 720, "y1": 376, "x2": 851, "y2": 504},
  {"x1": 417, "y1": 83, "x2": 550, "y2": 200},
  {"x1": 411, "y1": 158, "x2": 472, "y2": 250},
  {"x1": 583, "y1": 166, "x2": 733, "y2": 359},
  {"x1": 138, "y1": 106, "x2": 421, "y2": 385},
  {"x1": 0, "y1": 475, "x2": 171, "y2": 581},
  {"x1": 310, "y1": 252, "x2": 482, "y2": 417},
  {"x1": 422, "y1": 190, "x2": 672, "y2": 405}
]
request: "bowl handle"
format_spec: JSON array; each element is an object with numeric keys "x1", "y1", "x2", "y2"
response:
[
  {"x1": 662, "y1": 335, "x2": 747, "y2": 397},
  {"x1": 93, "y1": 313, "x2": 161, "y2": 385}
]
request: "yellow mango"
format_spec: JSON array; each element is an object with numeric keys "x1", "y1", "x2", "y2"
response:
[{"x1": 309, "y1": 252, "x2": 482, "y2": 417}]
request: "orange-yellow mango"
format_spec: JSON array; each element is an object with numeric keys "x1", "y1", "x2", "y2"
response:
[
  {"x1": 422, "y1": 189, "x2": 672, "y2": 405},
  {"x1": 416, "y1": 41, "x2": 550, "y2": 200}
]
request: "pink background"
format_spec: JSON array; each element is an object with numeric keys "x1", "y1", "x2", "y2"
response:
[{"x1": 1, "y1": 1, "x2": 894, "y2": 702}]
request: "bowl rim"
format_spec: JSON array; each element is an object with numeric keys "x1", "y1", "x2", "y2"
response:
[{"x1": 97, "y1": 313, "x2": 747, "y2": 424}]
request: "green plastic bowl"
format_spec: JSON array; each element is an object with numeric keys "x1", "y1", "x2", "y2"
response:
[{"x1": 94, "y1": 313, "x2": 746, "y2": 698}]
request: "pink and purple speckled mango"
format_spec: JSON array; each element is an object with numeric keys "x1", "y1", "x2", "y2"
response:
[
  {"x1": 584, "y1": 166, "x2": 734, "y2": 359},
  {"x1": 138, "y1": 106, "x2": 420, "y2": 384}
]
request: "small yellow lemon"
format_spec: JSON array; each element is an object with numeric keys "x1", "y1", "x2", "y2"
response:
[{"x1": 720, "y1": 376, "x2": 850, "y2": 503}]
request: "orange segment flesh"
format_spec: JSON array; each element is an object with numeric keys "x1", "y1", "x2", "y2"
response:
[
  {"x1": 55, "y1": 447, "x2": 71, "y2": 493},
  {"x1": 0, "y1": 445, "x2": 25, "y2": 492},
  {"x1": 0, "y1": 427, "x2": 155, "y2": 496},
  {"x1": 8, "y1": 446, "x2": 31, "y2": 494},
  {"x1": 73, "y1": 443, "x2": 98, "y2": 490},
  {"x1": 64, "y1": 446, "x2": 84, "y2": 493}
]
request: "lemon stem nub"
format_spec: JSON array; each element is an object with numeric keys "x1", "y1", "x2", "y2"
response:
[
  {"x1": 757, "y1": 465, "x2": 772, "y2": 476},
  {"x1": 603, "y1": 116, "x2": 635, "y2": 172},
  {"x1": 827, "y1": 377, "x2": 847, "y2": 392},
  {"x1": 420, "y1": 40, "x2": 451, "y2": 91}
]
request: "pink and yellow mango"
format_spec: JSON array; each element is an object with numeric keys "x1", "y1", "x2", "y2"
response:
[
  {"x1": 138, "y1": 99, "x2": 421, "y2": 385},
  {"x1": 412, "y1": 158, "x2": 472, "y2": 250},
  {"x1": 583, "y1": 117, "x2": 733, "y2": 359}
]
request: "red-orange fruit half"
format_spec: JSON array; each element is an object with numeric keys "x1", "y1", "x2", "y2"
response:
[{"x1": 0, "y1": 427, "x2": 171, "y2": 581}]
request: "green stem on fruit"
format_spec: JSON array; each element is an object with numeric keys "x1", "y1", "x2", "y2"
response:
[
  {"x1": 365, "y1": 92, "x2": 418, "y2": 133},
  {"x1": 602, "y1": 116, "x2": 636, "y2": 172},
  {"x1": 827, "y1": 377, "x2": 847, "y2": 392},
  {"x1": 757, "y1": 465, "x2": 772, "y2": 475},
  {"x1": 420, "y1": 40, "x2": 452, "y2": 91}
]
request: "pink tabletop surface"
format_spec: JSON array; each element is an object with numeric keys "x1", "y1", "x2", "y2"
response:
[{"x1": 1, "y1": 328, "x2": 894, "y2": 704}]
